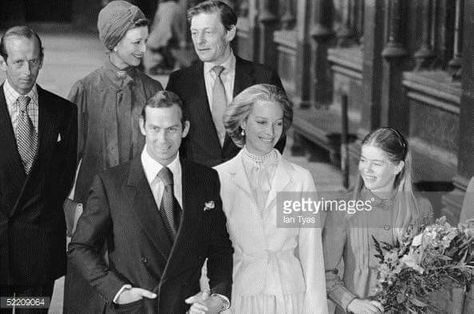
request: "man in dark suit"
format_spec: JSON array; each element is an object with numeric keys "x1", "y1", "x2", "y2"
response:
[
  {"x1": 167, "y1": 0, "x2": 285, "y2": 167},
  {"x1": 0, "y1": 26, "x2": 77, "y2": 313},
  {"x1": 68, "y1": 91, "x2": 233, "y2": 313}
]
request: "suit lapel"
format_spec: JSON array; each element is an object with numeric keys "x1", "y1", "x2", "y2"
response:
[
  {"x1": 34, "y1": 86, "x2": 57, "y2": 170},
  {"x1": 160, "y1": 159, "x2": 200, "y2": 283},
  {"x1": 233, "y1": 56, "x2": 256, "y2": 97},
  {"x1": 264, "y1": 157, "x2": 294, "y2": 211},
  {"x1": 193, "y1": 62, "x2": 222, "y2": 150},
  {"x1": 127, "y1": 158, "x2": 173, "y2": 261},
  {"x1": 0, "y1": 86, "x2": 27, "y2": 215},
  {"x1": 220, "y1": 152, "x2": 268, "y2": 247},
  {"x1": 224, "y1": 151, "x2": 254, "y2": 201},
  {"x1": 222, "y1": 57, "x2": 256, "y2": 153},
  {"x1": 9, "y1": 86, "x2": 60, "y2": 216}
]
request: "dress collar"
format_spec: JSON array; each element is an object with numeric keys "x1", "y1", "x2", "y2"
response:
[
  {"x1": 361, "y1": 186, "x2": 396, "y2": 210},
  {"x1": 103, "y1": 55, "x2": 137, "y2": 88}
]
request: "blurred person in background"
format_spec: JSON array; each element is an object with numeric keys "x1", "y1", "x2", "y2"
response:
[{"x1": 144, "y1": 0, "x2": 187, "y2": 75}]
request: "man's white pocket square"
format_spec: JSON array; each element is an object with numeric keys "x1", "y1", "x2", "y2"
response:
[
  {"x1": 203, "y1": 201, "x2": 215, "y2": 211},
  {"x1": 57, "y1": 133, "x2": 61, "y2": 142}
]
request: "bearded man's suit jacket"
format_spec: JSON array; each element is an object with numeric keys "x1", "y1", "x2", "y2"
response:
[
  {"x1": 166, "y1": 56, "x2": 286, "y2": 167},
  {"x1": 0, "y1": 84, "x2": 77, "y2": 286},
  {"x1": 68, "y1": 157, "x2": 233, "y2": 313}
]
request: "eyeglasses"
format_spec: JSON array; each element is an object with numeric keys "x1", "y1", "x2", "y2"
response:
[{"x1": 10, "y1": 58, "x2": 41, "y2": 69}]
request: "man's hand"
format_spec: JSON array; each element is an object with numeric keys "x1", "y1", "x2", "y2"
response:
[
  {"x1": 347, "y1": 298, "x2": 384, "y2": 314},
  {"x1": 115, "y1": 287, "x2": 157, "y2": 305},
  {"x1": 185, "y1": 291, "x2": 226, "y2": 314}
]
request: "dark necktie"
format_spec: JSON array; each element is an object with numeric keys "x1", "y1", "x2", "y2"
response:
[
  {"x1": 211, "y1": 65, "x2": 227, "y2": 146},
  {"x1": 157, "y1": 167, "x2": 180, "y2": 239},
  {"x1": 16, "y1": 95, "x2": 37, "y2": 173}
]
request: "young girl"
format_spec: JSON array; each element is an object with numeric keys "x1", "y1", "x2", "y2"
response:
[{"x1": 323, "y1": 127, "x2": 433, "y2": 314}]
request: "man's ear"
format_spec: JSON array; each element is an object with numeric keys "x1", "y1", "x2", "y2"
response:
[
  {"x1": 182, "y1": 120, "x2": 190, "y2": 138},
  {"x1": 139, "y1": 117, "x2": 146, "y2": 136},
  {"x1": 226, "y1": 25, "x2": 236, "y2": 42}
]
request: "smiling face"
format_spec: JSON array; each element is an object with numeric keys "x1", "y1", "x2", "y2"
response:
[
  {"x1": 190, "y1": 11, "x2": 235, "y2": 65},
  {"x1": 140, "y1": 104, "x2": 190, "y2": 166},
  {"x1": 241, "y1": 100, "x2": 284, "y2": 156},
  {"x1": 358, "y1": 144, "x2": 404, "y2": 195},
  {"x1": 110, "y1": 26, "x2": 148, "y2": 69},
  {"x1": 0, "y1": 36, "x2": 43, "y2": 95}
]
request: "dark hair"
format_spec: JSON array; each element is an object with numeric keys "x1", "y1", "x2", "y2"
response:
[
  {"x1": 187, "y1": 0, "x2": 237, "y2": 31},
  {"x1": 224, "y1": 84, "x2": 293, "y2": 148},
  {"x1": 0, "y1": 26, "x2": 44, "y2": 61},
  {"x1": 141, "y1": 90, "x2": 187, "y2": 124}
]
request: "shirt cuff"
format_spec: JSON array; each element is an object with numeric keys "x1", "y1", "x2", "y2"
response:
[
  {"x1": 113, "y1": 284, "x2": 132, "y2": 304},
  {"x1": 211, "y1": 293, "x2": 230, "y2": 311}
]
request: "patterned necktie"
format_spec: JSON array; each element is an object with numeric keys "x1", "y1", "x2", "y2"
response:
[
  {"x1": 157, "y1": 167, "x2": 179, "y2": 239},
  {"x1": 211, "y1": 65, "x2": 227, "y2": 146},
  {"x1": 16, "y1": 95, "x2": 37, "y2": 173}
]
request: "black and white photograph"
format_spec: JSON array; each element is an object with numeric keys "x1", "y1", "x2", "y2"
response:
[{"x1": 1, "y1": 0, "x2": 473, "y2": 313}]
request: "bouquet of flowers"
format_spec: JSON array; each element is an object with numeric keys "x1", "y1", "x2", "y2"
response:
[{"x1": 372, "y1": 217, "x2": 474, "y2": 313}]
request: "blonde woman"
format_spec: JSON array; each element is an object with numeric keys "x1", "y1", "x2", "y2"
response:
[{"x1": 215, "y1": 84, "x2": 328, "y2": 314}]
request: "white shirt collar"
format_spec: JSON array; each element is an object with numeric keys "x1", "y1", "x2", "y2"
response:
[
  {"x1": 203, "y1": 50, "x2": 236, "y2": 75},
  {"x1": 141, "y1": 146, "x2": 181, "y2": 185},
  {"x1": 3, "y1": 79, "x2": 38, "y2": 106}
]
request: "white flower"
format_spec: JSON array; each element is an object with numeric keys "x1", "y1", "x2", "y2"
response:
[
  {"x1": 400, "y1": 248, "x2": 424, "y2": 274},
  {"x1": 412, "y1": 233, "x2": 423, "y2": 247}
]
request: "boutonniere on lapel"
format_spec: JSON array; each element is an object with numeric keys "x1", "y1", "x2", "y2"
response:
[{"x1": 203, "y1": 201, "x2": 215, "y2": 212}]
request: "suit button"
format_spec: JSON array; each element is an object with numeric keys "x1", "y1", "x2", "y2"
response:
[
  {"x1": 384, "y1": 224, "x2": 391, "y2": 231},
  {"x1": 141, "y1": 257, "x2": 148, "y2": 264}
]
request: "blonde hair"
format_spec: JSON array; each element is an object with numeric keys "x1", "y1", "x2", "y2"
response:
[
  {"x1": 223, "y1": 84, "x2": 293, "y2": 147},
  {"x1": 354, "y1": 127, "x2": 421, "y2": 241}
]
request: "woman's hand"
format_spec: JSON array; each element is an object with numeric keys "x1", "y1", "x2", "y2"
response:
[{"x1": 347, "y1": 298, "x2": 384, "y2": 314}]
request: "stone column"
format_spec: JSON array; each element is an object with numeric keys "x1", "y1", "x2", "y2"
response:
[
  {"x1": 380, "y1": 0, "x2": 409, "y2": 133},
  {"x1": 258, "y1": 0, "x2": 279, "y2": 68},
  {"x1": 309, "y1": 0, "x2": 335, "y2": 106},
  {"x1": 442, "y1": 0, "x2": 474, "y2": 228},
  {"x1": 357, "y1": 0, "x2": 385, "y2": 138}
]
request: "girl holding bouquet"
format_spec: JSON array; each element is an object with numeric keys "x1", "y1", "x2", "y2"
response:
[{"x1": 322, "y1": 127, "x2": 433, "y2": 313}]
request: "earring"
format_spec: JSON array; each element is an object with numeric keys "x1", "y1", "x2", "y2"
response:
[{"x1": 240, "y1": 129, "x2": 245, "y2": 137}]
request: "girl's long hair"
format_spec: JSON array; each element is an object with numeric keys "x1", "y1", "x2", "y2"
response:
[{"x1": 353, "y1": 127, "x2": 422, "y2": 241}]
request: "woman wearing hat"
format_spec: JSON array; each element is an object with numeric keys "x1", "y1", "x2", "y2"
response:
[
  {"x1": 64, "y1": 1, "x2": 162, "y2": 312},
  {"x1": 68, "y1": 0, "x2": 163, "y2": 207}
]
